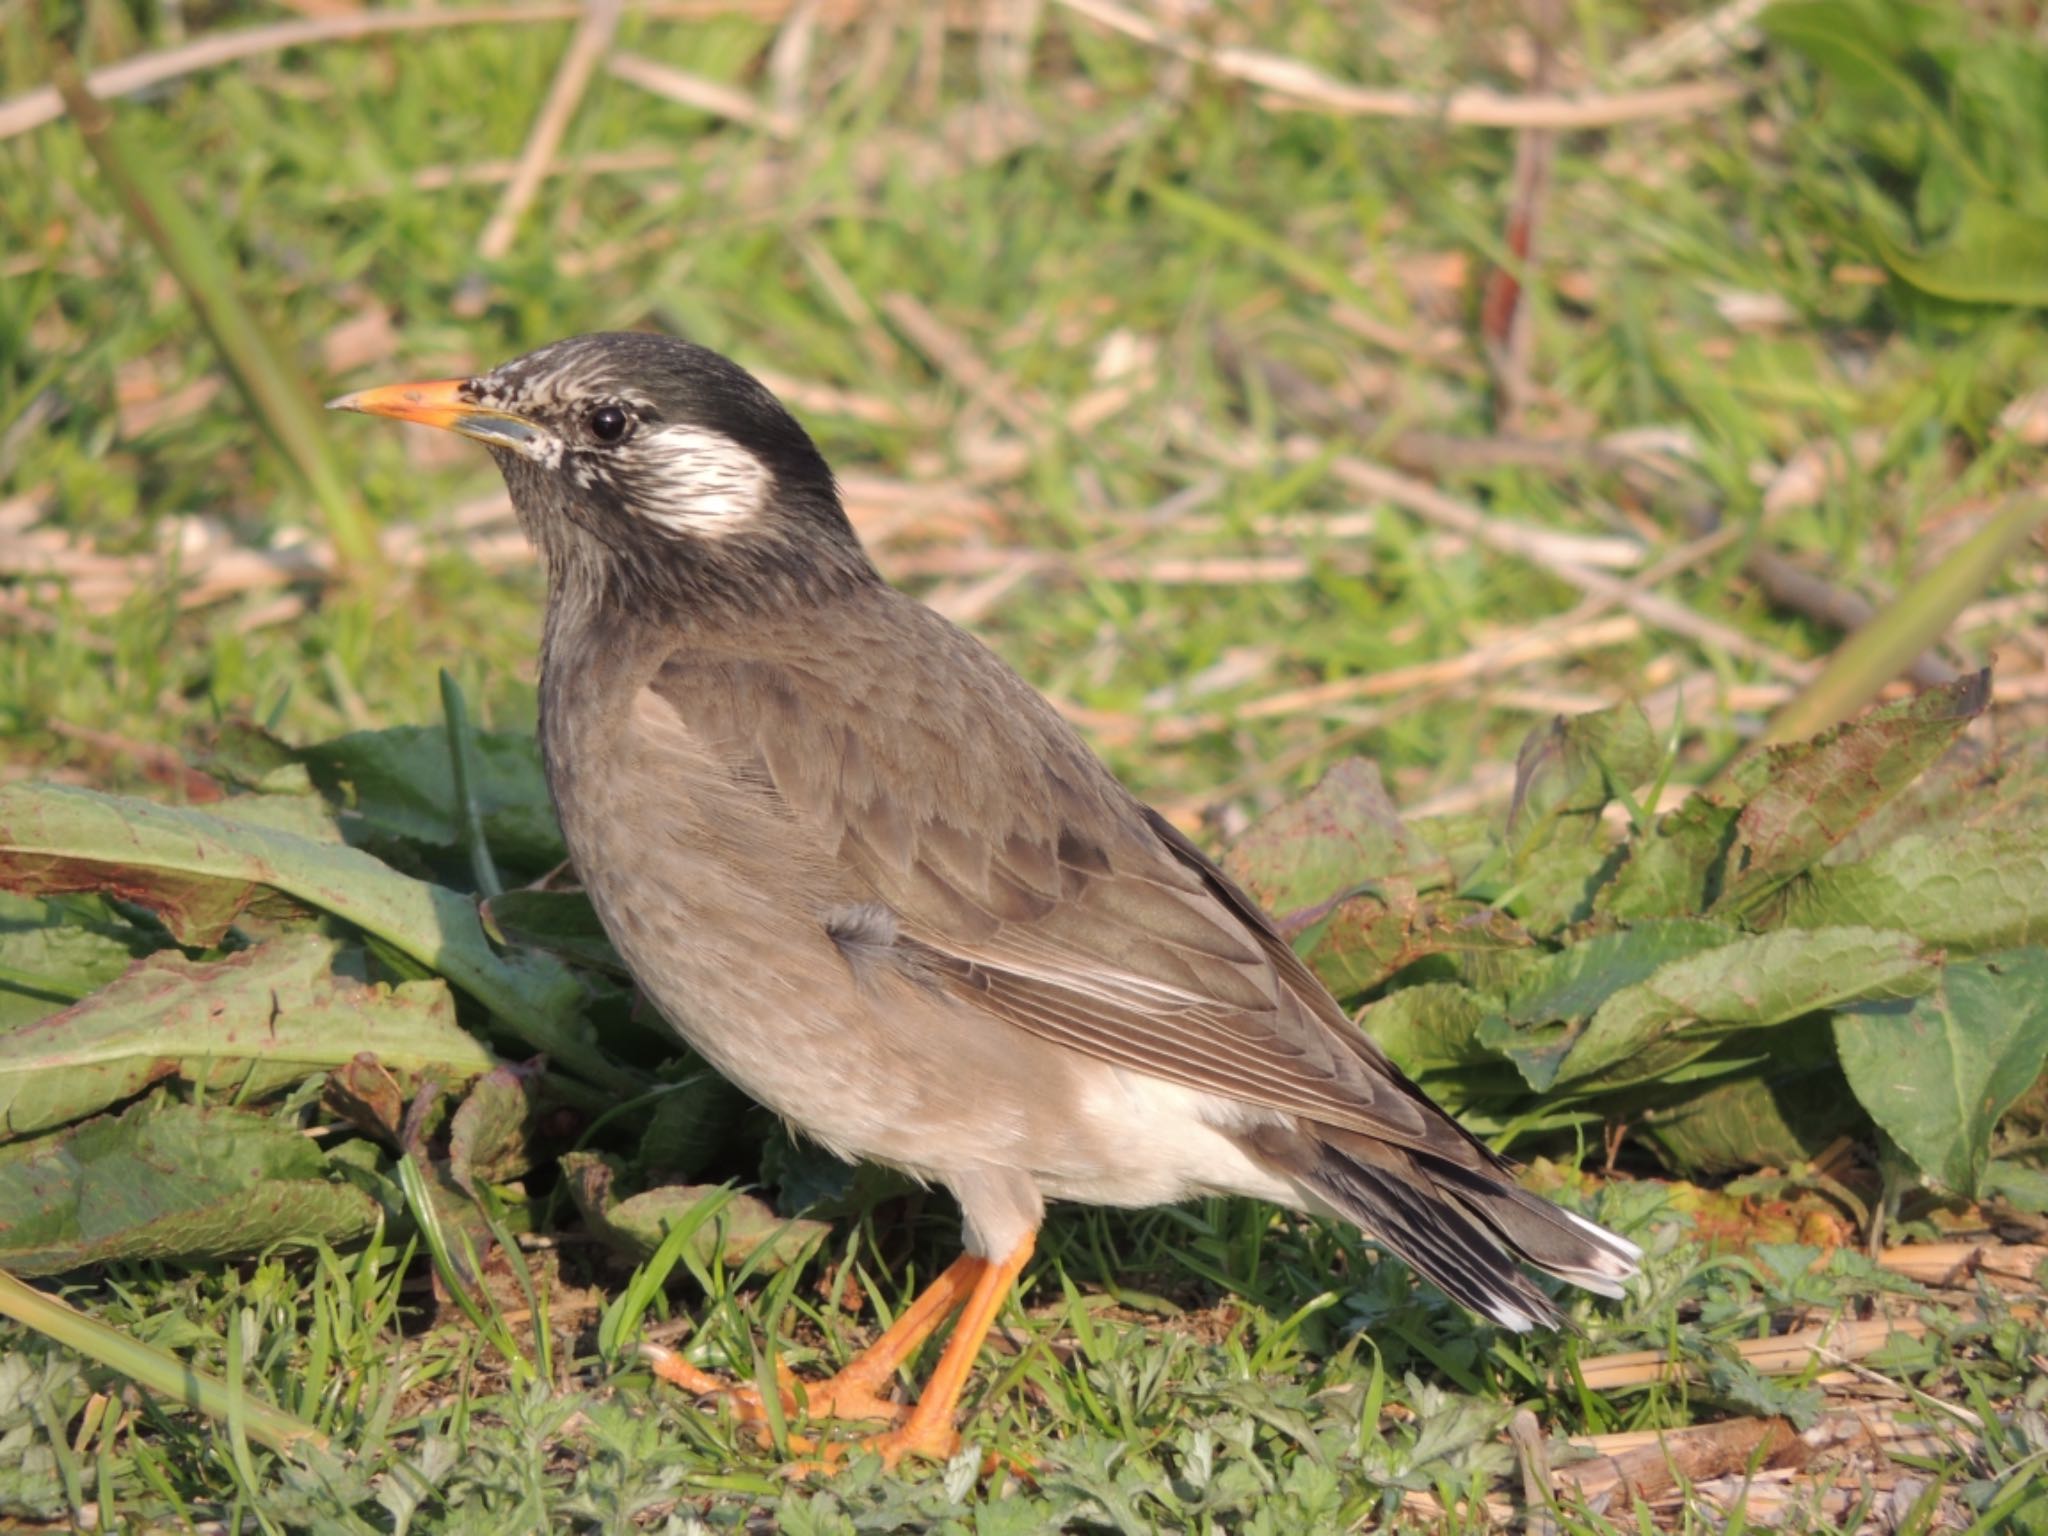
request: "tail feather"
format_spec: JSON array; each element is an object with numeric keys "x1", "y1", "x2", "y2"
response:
[
  {"x1": 1426, "y1": 1159, "x2": 1640, "y2": 1299},
  {"x1": 1242, "y1": 1124, "x2": 1641, "y2": 1333}
]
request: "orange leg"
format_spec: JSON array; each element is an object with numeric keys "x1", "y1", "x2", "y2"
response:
[
  {"x1": 794, "y1": 1230, "x2": 1037, "y2": 1474},
  {"x1": 642, "y1": 1252, "x2": 986, "y2": 1428}
]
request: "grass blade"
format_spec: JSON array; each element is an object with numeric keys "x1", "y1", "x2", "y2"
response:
[
  {"x1": 0, "y1": 1270, "x2": 327, "y2": 1457},
  {"x1": 49, "y1": 53, "x2": 380, "y2": 571},
  {"x1": 1762, "y1": 493, "x2": 2048, "y2": 745}
]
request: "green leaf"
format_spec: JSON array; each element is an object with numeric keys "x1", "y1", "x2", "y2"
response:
[
  {"x1": 198, "y1": 721, "x2": 315, "y2": 796},
  {"x1": 1772, "y1": 823, "x2": 2048, "y2": 953},
  {"x1": 1593, "y1": 794, "x2": 1743, "y2": 920},
  {"x1": 1704, "y1": 1351, "x2": 1825, "y2": 1430},
  {"x1": 1762, "y1": 1, "x2": 1929, "y2": 103},
  {"x1": 0, "y1": 783, "x2": 641, "y2": 1100},
  {"x1": 1598, "y1": 677, "x2": 1987, "y2": 921},
  {"x1": 1483, "y1": 920, "x2": 1738, "y2": 1091},
  {"x1": 0, "y1": 933, "x2": 498, "y2": 1141},
  {"x1": 0, "y1": 1098, "x2": 380, "y2": 1274},
  {"x1": 1554, "y1": 927, "x2": 1939, "y2": 1089},
  {"x1": 1985, "y1": 1159, "x2": 2048, "y2": 1215},
  {"x1": 1872, "y1": 199, "x2": 2048, "y2": 306},
  {"x1": 1358, "y1": 984, "x2": 1494, "y2": 1075},
  {"x1": 447, "y1": 1058, "x2": 546, "y2": 1194},
  {"x1": 1505, "y1": 704, "x2": 1657, "y2": 863},
  {"x1": 1503, "y1": 920, "x2": 1738, "y2": 1027},
  {"x1": 636, "y1": 1073, "x2": 749, "y2": 1183},
  {"x1": 480, "y1": 888, "x2": 624, "y2": 975},
  {"x1": 1223, "y1": 758, "x2": 1443, "y2": 917},
  {"x1": 0, "y1": 893, "x2": 158, "y2": 1033},
  {"x1": 558, "y1": 1151, "x2": 825, "y2": 1273},
  {"x1": 1715, "y1": 675, "x2": 1989, "y2": 916},
  {"x1": 1835, "y1": 949, "x2": 2048, "y2": 1195},
  {"x1": 1297, "y1": 894, "x2": 1530, "y2": 998},
  {"x1": 1633, "y1": 1026, "x2": 1864, "y2": 1175},
  {"x1": 301, "y1": 726, "x2": 564, "y2": 870}
]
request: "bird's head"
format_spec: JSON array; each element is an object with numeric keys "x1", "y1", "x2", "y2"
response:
[{"x1": 330, "y1": 331, "x2": 874, "y2": 621}]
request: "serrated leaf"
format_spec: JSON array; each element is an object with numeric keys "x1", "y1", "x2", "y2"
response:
[
  {"x1": 1714, "y1": 674, "x2": 1989, "y2": 917},
  {"x1": 0, "y1": 783, "x2": 640, "y2": 1098},
  {"x1": 1358, "y1": 984, "x2": 1493, "y2": 1074},
  {"x1": 1506, "y1": 704, "x2": 1657, "y2": 862},
  {"x1": 637, "y1": 1073, "x2": 749, "y2": 1183},
  {"x1": 1296, "y1": 892, "x2": 1530, "y2": 997},
  {"x1": 0, "y1": 1098, "x2": 380, "y2": 1274},
  {"x1": 558, "y1": 1151, "x2": 825, "y2": 1272},
  {"x1": 1772, "y1": 823, "x2": 2048, "y2": 952},
  {"x1": 1504, "y1": 920, "x2": 1739, "y2": 1027},
  {"x1": 1223, "y1": 758, "x2": 1443, "y2": 916},
  {"x1": 1480, "y1": 920, "x2": 1739, "y2": 1091},
  {"x1": 1593, "y1": 793, "x2": 1743, "y2": 920},
  {"x1": 1553, "y1": 927, "x2": 1939, "y2": 1089},
  {"x1": 1704, "y1": 1351, "x2": 1825, "y2": 1430},
  {"x1": 1597, "y1": 677, "x2": 1988, "y2": 921},
  {"x1": 300, "y1": 726, "x2": 563, "y2": 870},
  {"x1": 447, "y1": 1057, "x2": 546, "y2": 1194},
  {"x1": 0, "y1": 933, "x2": 498, "y2": 1140},
  {"x1": 1835, "y1": 949, "x2": 2048, "y2": 1196}
]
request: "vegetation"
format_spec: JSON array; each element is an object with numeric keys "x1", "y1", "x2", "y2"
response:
[{"x1": 2, "y1": 0, "x2": 2046, "y2": 1529}]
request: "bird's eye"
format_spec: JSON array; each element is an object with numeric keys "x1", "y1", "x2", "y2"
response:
[{"x1": 587, "y1": 405, "x2": 630, "y2": 443}]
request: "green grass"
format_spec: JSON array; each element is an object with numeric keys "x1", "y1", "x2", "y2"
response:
[{"x1": 4, "y1": 0, "x2": 2048, "y2": 1528}]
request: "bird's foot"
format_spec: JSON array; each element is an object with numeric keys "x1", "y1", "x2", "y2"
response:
[
  {"x1": 640, "y1": 1343, "x2": 906, "y2": 1428},
  {"x1": 782, "y1": 1417, "x2": 962, "y2": 1477}
]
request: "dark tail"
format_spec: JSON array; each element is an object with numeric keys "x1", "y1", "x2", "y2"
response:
[{"x1": 1243, "y1": 1124, "x2": 1641, "y2": 1332}]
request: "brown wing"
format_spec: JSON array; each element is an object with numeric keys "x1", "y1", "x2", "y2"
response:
[{"x1": 647, "y1": 600, "x2": 1443, "y2": 1145}]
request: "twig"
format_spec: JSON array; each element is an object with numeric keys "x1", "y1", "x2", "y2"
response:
[
  {"x1": 2, "y1": 6, "x2": 583, "y2": 141},
  {"x1": 1760, "y1": 491, "x2": 2046, "y2": 744},
  {"x1": 1480, "y1": 0, "x2": 1562, "y2": 433},
  {"x1": 475, "y1": 0, "x2": 626, "y2": 262},
  {"x1": 0, "y1": 1, "x2": 890, "y2": 141},
  {"x1": 1509, "y1": 1408, "x2": 1560, "y2": 1536},
  {"x1": 1331, "y1": 455, "x2": 1814, "y2": 680},
  {"x1": 880, "y1": 292, "x2": 1049, "y2": 439},
  {"x1": 326, "y1": 147, "x2": 678, "y2": 200},
  {"x1": 1556, "y1": 1416, "x2": 1804, "y2": 1507},
  {"x1": 1876, "y1": 1240, "x2": 2048, "y2": 1291},
  {"x1": 1051, "y1": 0, "x2": 1746, "y2": 128},
  {"x1": 1614, "y1": 0, "x2": 1772, "y2": 83},
  {"x1": 1570, "y1": 1307, "x2": 2037, "y2": 1393},
  {"x1": 766, "y1": 0, "x2": 822, "y2": 127},
  {"x1": 606, "y1": 52, "x2": 799, "y2": 138}
]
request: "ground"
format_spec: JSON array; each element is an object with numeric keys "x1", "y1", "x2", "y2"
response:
[{"x1": 3, "y1": 0, "x2": 2047, "y2": 1530}]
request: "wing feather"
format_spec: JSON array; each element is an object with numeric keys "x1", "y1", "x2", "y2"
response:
[{"x1": 644, "y1": 608, "x2": 1446, "y2": 1149}]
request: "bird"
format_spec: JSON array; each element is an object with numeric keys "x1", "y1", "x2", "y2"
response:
[{"x1": 330, "y1": 331, "x2": 1639, "y2": 1471}]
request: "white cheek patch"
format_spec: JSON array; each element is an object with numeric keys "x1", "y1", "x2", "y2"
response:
[{"x1": 630, "y1": 425, "x2": 772, "y2": 538}]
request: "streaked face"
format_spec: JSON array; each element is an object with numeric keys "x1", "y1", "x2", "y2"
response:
[{"x1": 329, "y1": 333, "x2": 787, "y2": 541}]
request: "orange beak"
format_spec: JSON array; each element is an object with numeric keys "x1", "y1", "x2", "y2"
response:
[{"x1": 326, "y1": 378, "x2": 545, "y2": 456}]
